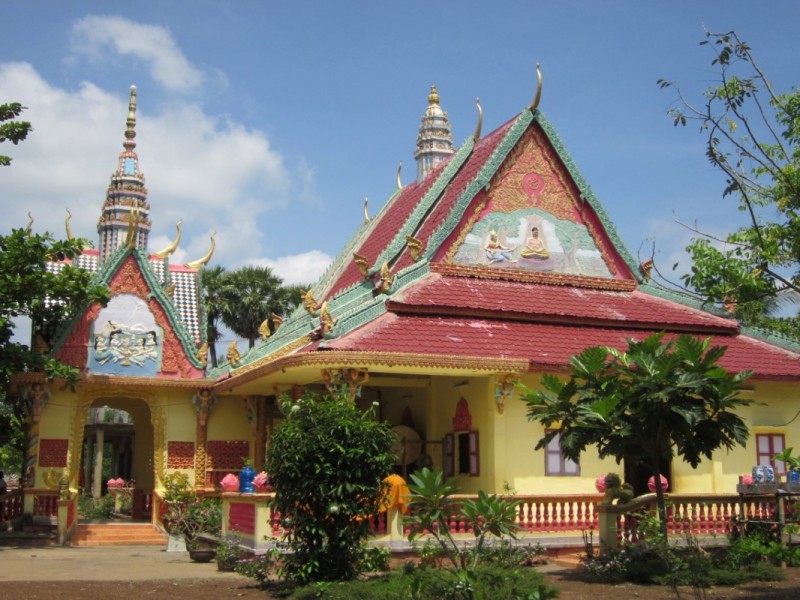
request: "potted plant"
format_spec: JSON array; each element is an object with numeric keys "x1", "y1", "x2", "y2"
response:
[{"x1": 164, "y1": 496, "x2": 222, "y2": 561}]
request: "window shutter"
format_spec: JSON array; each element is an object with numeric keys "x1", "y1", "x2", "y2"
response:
[
  {"x1": 443, "y1": 433, "x2": 454, "y2": 477},
  {"x1": 468, "y1": 430, "x2": 480, "y2": 476}
]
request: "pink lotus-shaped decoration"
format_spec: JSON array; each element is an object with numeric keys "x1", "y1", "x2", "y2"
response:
[
  {"x1": 107, "y1": 478, "x2": 126, "y2": 488},
  {"x1": 742, "y1": 474, "x2": 754, "y2": 485},
  {"x1": 220, "y1": 473, "x2": 239, "y2": 492},
  {"x1": 595, "y1": 474, "x2": 606, "y2": 493},
  {"x1": 648, "y1": 475, "x2": 669, "y2": 492},
  {"x1": 253, "y1": 471, "x2": 270, "y2": 492}
]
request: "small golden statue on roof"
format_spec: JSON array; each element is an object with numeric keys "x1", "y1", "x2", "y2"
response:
[
  {"x1": 405, "y1": 236, "x2": 424, "y2": 262},
  {"x1": 354, "y1": 254, "x2": 369, "y2": 278},
  {"x1": 376, "y1": 262, "x2": 394, "y2": 294},
  {"x1": 319, "y1": 302, "x2": 334, "y2": 335},
  {"x1": 302, "y1": 289, "x2": 320, "y2": 315},
  {"x1": 227, "y1": 341, "x2": 241, "y2": 367}
]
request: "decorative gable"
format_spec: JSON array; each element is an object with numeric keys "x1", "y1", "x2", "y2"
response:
[{"x1": 52, "y1": 250, "x2": 205, "y2": 379}]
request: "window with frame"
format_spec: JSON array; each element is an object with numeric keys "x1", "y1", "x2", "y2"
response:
[
  {"x1": 443, "y1": 431, "x2": 479, "y2": 477},
  {"x1": 545, "y1": 430, "x2": 579, "y2": 476},
  {"x1": 756, "y1": 433, "x2": 786, "y2": 476}
]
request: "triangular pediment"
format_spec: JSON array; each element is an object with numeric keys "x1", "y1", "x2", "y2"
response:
[{"x1": 51, "y1": 248, "x2": 205, "y2": 379}]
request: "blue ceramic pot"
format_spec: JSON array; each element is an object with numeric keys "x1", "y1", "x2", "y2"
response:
[{"x1": 239, "y1": 465, "x2": 255, "y2": 493}]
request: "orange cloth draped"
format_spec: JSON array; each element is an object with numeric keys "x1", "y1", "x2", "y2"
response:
[{"x1": 381, "y1": 473, "x2": 411, "y2": 514}]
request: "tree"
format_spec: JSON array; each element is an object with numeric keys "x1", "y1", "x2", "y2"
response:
[
  {"x1": 1, "y1": 102, "x2": 32, "y2": 166},
  {"x1": 199, "y1": 265, "x2": 230, "y2": 368},
  {"x1": 657, "y1": 30, "x2": 800, "y2": 338},
  {"x1": 219, "y1": 265, "x2": 290, "y2": 348},
  {"x1": 265, "y1": 390, "x2": 395, "y2": 583},
  {"x1": 0, "y1": 227, "x2": 110, "y2": 473},
  {"x1": 520, "y1": 332, "x2": 752, "y2": 537}
]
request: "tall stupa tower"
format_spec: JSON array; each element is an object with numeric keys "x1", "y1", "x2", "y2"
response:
[
  {"x1": 413, "y1": 85, "x2": 455, "y2": 182},
  {"x1": 97, "y1": 85, "x2": 152, "y2": 264}
]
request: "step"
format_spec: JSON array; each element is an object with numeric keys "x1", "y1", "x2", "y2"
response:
[{"x1": 70, "y1": 523, "x2": 166, "y2": 547}]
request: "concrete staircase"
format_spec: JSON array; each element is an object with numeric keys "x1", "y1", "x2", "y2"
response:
[{"x1": 70, "y1": 522, "x2": 167, "y2": 546}]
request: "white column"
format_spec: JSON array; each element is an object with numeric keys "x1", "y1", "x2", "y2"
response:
[{"x1": 92, "y1": 428, "x2": 104, "y2": 498}]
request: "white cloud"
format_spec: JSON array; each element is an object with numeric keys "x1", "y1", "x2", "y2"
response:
[
  {"x1": 0, "y1": 60, "x2": 291, "y2": 268},
  {"x1": 252, "y1": 251, "x2": 334, "y2": 286},
  {"x1": 69, "y1": 16, "x2": 204, "y2": 93}
]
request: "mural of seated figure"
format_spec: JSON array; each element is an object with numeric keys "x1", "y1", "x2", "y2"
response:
[
  {"x1": 483, "y1": 230, "x2": 517, "y2": 264},
  {"x1": 520, "y1": 226, "x2": 549, "y2": 259}
]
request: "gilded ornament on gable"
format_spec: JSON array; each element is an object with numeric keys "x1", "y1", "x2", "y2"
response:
[
  {"x1": 319, "y1": 302, "x2": 334, "y2": 335},
  {"x1": 195, "y1": 342, "x2": 209, "y2": 367},
  {"x1": 405, "y1": 236, "x2": 424, "y2": 262},
  {"x1": 376, "y1": 262, "x2": 394, "y2": 294},
  {"x1": 639, "y1": 259, "x2": 654, "y2": 281},
  {"x1": 353, "y1": 254, "x2": 369, "y2": 278},
  {"x1": 258, "y1": 319, "x2": 271, "y2": 341},
  {"x1": 227, "y1": 341, "x2": 241, "y2": 367},
  {"x1": 301, "y1": 289, "x2": 320, "y2": 315}
]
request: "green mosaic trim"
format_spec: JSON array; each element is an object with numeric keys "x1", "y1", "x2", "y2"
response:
[
  {"x1": 49, "y1": 247, "x2": 204, "y2": 369},
  {"x1": 739, "y1": 324, "x2": 800, "y2": 353},
  {"x1": 424, "y1": 110, "x2": 534, "y2": 258},
  {"x1": 637, "y1": 281, "x2": 731, "y2": 318},
  {"x1": 372, "y1": 137, "x2": 475, "y2": 272},
  {"x1": 325, "y1": 297, "x2": 388, "y2": 341},
  {"x1": 391, "y1": 259, "x2": 430, "y2": 293},
  {"x1": 534, "y1": 111, "x2": 641, "y2": 279}
]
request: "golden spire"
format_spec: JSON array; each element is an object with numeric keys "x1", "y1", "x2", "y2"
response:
[
  {"x1": 125, "y1": 85, "x2": 138, "y2": 147},
  {"x1": 473, "y1": 98, "x2": 483, "y2": 142},
  {"x1": 184, "y1": 231, "x2": 216, "y2": 269},
  {"x1": 396, "y1": 161, "x2": 403, "y2": 191},
  {"x1": 154, "y1": 220, "x2": 183, "y2": 258},
  {"x1": 65, "y1": 209, "x2": 74, "y2": 241},
  {"x1": 528, "y1": 63, "x2": 543, "y2": 112},
  {"x1": 428, "y1": 85, "x2": 440, "y2": 105}
]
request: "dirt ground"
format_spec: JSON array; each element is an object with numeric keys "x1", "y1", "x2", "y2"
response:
[{"x1": 2, "y1": 546, "x2": 800, "y2": 599}]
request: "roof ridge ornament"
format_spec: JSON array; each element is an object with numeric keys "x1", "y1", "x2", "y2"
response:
[
  {"x1": 65, "y1": 209, "x2": 74, "y2": 241},
  {"x1": 396, "y1": 161, "x2": 403, "y2": 191},
  {"x1": 473, "y1": 98, "x2": 483, "y2": 142},
  {"x1": 528, "y1": 63, "x2": 543, "y2": 113},
  {"x1": 154, "y1": 220, "x2": 183, "y2": 258},
  {"x1": 184, "y1": 231, "x2": 216, "y2": 269},
  {"x1": 363, "y1": 196, "x2": 370, "y2": 223}
]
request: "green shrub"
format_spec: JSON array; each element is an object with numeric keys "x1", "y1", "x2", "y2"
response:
[
  {"x1": 234, "y1": 548, "x2": 280, "y2": 589},
  {"x1": 266, "y1": 391, "x2": 395, "y2": 584},
  {"x1": 78, "y1": 494, "x2": 114, "y2": 519}
]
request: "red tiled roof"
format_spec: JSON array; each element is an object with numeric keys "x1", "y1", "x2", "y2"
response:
[
  {"x1": 388, "y1": 273, "x2": 738, "y2": 333},
  {"x1": 320, "y1": 313, "x2": 800, "y2": 379},
  {"x1": 394, "y1": 118, "x2": 518, "y2": 273}
]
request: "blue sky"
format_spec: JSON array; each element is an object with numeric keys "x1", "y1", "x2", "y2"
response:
[{"x1": 2, "y1": 1, "x2": 798, "y2": 295}]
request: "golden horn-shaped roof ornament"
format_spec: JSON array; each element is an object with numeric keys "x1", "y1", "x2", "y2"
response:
[
  {"x1": 184, "y1": 231, "x2": 216, "y2": 269},
  {"x1": 528, "y1": 63, "x2": 543, "y2": 112},
  {"x1": 363, "y1": 196, "x2": 370, "y2": 223},
  {"x1": 396, "y1": 161, "x2": 403, "y2": 191},
  {"x1": 65, "y1": 209, "x2": 74, "y2": 241},
  {"x1": 26, "y1": 212, "x2": 33, "y2": 231},
  {"x1": 473, "y1": 98, "x2": 483, "y2": 142},
  {"x1": 154, "y1": 220, "x2": 183, "y2": 258}
]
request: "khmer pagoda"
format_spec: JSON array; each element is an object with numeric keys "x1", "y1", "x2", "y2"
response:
[{"x1": 9, "y1": 73, "x2": 800, "y2": 545}]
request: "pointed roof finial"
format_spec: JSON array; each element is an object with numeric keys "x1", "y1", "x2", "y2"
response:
[
  {"x1": 363, "y1": 196, "x2": 370, "y2": 223},
  {"x1": 184, "y1": 232, "x2": 216, "y2": 269},
  {"x1": 473, "y1": 98, "x2": 483, "y2": 142},
  {"x1": 125, "y1": 85, "x2": 138, "y2": 149},
  {"x1": 428, "y1": 85, "x2": 440, "y2": 105},
  {"x1": 528, "y1": 63, "x2": 543, "y2": 112},
  {"x1": 396, "y1": 161, "x2": 403, "y2": 191},
  {"x1": 154, "y1": 220, "x2": 183, "y2": 258}
]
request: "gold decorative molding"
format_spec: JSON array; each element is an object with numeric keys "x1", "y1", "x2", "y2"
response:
[
  {"x1": 321, "y1": 368, "x2": 369, "y2": 401},
  {"x1": 354, "y1": 254, "x2": 369, "y2": 278}
]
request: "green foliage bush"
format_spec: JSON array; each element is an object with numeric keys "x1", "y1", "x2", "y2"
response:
[
  {"x1": 78, "y1": 494, "x2": 114, "y2": 519},
  {"x1": 265, "y1": 390, "x2": 395, "y2": 583}
]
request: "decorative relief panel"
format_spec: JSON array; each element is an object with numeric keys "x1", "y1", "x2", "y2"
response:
[
  {"x1": 206, "y1": 440, "x2": 249, "y2": 470},
  {"x1": 168, "y1": 441, "x2": 196, "y2": 469},
  {"x1": 39, "y1": 439, "x2": 69, "y2": 467}
]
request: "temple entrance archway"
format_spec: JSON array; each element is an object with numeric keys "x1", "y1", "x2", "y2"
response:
[{"x1": 79, "y1": 397, "x2": 155, "y2": 518}]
